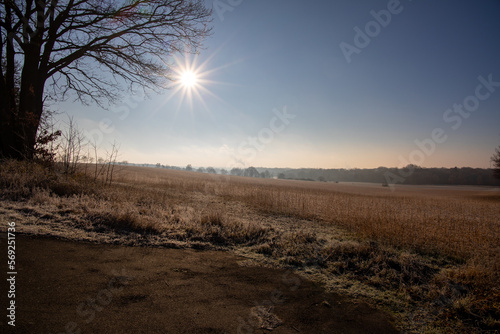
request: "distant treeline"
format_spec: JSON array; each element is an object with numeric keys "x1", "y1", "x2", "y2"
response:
[
  {"x1": 268, "y1": 166, "x2": 500, "y2": 186},
  {"x1": 123, "y1": 162, "x2": 500, "y2": 186}
]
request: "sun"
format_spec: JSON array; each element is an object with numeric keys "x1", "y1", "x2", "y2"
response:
[
  {"x1": 166, "y1": 54, "x2": 216, "y2": 111},
  {"x1": 180, "y1": 71, "x2": 198, "y2": 88},
  {"x1": 156, "y1": 52, "x2": 229, "y2": 115}
]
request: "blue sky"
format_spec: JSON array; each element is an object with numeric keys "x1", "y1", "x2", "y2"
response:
[{"x1": 58, "y1": 0, "x2": 500, "y2": 169}]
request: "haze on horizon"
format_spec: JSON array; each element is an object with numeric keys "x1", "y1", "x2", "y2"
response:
[{"x1": 57, "y1": 0, "x2": 500, "y2": 170}]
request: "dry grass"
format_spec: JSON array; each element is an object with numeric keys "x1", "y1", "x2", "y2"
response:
[
  {"x1": 218, "y1": 179, "x2": 499, "y2": 264},
  {"x1": 1, "y1": 161, "x2": 499, "y2": 333}
]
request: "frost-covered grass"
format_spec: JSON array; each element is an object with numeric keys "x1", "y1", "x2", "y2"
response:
[{"x1": 1, "y1": 160, "x2": 499, "y2": 333}]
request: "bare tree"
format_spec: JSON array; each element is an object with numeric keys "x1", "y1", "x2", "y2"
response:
[
  {"x1": 1, "y1": 0, "x2": 212, "y2": 159},
  {"x1": 59, "y1": 116, "x2": 84, "y2": 175},
  {"x1": 33, "y1": 107, "x2": 61, "y2": 163},
  {"x1": 491, "y1": 146, "x2": 500, "y2": 179},
  {"x1": 89, "y1": 138, "x2": 119, "y2": 184},
  {"x1": 103, "y1": 141, "x2": 119, "y2": 185}
]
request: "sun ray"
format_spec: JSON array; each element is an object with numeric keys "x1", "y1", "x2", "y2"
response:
[{"x1": 149, "y1": 48, "x2": 252, "y2": 121}]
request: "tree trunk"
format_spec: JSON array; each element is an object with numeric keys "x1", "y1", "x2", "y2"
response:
[
  {"x1": 0, "y1": 97, "x2": 38, "y2": 161},
  {"x1": 0, "y1": 3, "x2": 24, "y2": 160},
  {"x1": 0, "y1": 0, "x2": 47, "y2": 160},
  {"x1": 18, "y1": 56, "x2": 45, "y2": 160},
  {"x1": 0, "y1": 48, "x2": 45, "y2": 160}
]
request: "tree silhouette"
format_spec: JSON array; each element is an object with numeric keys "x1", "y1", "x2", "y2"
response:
[
  {"x1": 1, "y1": 0, "x2": 211, "y2": 159},
  {"x1": 491, "y1": 146, "x2": 500, "y2": 179},
  {"x1": 243, "y1": 166, "x2": 259, "y2": 178},
  {"x1": 230, "y1": 167, "x2": 242, "y2": 176}
]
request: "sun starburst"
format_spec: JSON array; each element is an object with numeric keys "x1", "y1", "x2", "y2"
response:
[
  {"x1": 152, "y1": 50, "x2": 241, "y2": 118},
  {"x1": 166, "y1": 54, "x2": 214, "y2": 112}
]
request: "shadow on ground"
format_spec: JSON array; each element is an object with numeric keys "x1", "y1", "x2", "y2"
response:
[{"x1": 0, "y1": 234, "x2": 399, "y2": 333}]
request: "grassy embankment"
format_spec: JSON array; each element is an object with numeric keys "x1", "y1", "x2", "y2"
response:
[{"x1": 0, "y1": 160, "x2": 499, "y2": 333}]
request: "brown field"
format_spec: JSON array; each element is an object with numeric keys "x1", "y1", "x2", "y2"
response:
[{"x1": 1, "y1": 161, "x2": 499, "y2": 333}]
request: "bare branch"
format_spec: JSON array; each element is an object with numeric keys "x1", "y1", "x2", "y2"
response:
[{"x1": 1, "y1": 0, "x2": 211, "y2": 159}]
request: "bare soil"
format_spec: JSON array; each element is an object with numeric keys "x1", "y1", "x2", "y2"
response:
[{"x1": 1, "y1": 234, "x2": 399, "y2": 333}]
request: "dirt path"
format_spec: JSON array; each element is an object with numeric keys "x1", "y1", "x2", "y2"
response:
[{"x1": 1, "y1": 234, "x2": 399, "y2": 333}]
